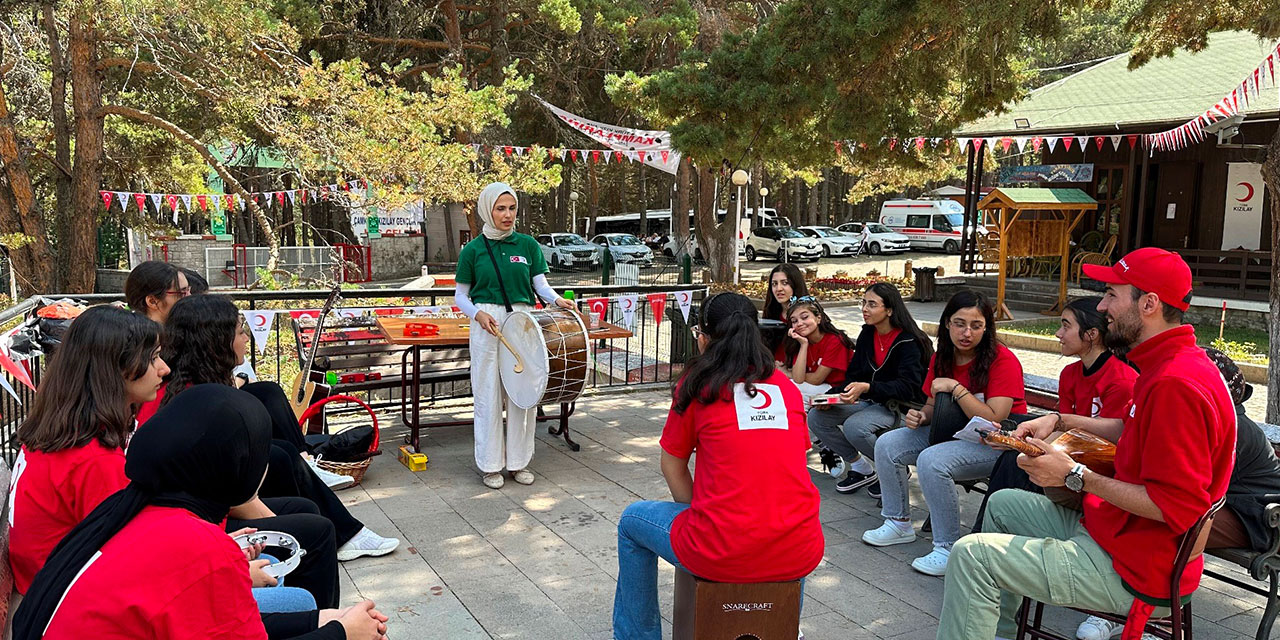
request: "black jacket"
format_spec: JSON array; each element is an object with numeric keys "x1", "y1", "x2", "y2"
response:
[{"x1": 833, "y1": 324, "x2": 928, "y2": 405}]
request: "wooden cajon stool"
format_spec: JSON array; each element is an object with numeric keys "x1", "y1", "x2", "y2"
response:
[{"x1": 673, "y1": 567, "x2": 801, "y2": 640}]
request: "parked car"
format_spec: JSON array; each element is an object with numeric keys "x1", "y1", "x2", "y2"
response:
[
  {"x1": 536, "y1": 233, "x2": 601, "y2": 269},
  {"x1": 877, "y1": 199, "x2": 984, "y2": 253},
  {"x1": 797, "y1": 226, "x2": 863, "y2": 258},
  {"x1": 833, "y1": 222, "x2": 912, "y2": 255},
  {"x1": 660, "y1": 229, "x2": 745, "y2": 260},
  {"x1": 745, "y1": 226, "x2": 822, "y2": 262},
  {"x1": 591, "y1": 233, "x2": 654, "y2": 267}
]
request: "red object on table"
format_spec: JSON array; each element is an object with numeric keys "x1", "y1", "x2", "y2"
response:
[{"x1": 403, "y1": 322, "x2": 440, "y2": 337}]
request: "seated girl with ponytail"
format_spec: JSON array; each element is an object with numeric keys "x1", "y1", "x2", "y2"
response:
[{"x1": 611, "y1": 293, "x2": 823, "y2": 640}]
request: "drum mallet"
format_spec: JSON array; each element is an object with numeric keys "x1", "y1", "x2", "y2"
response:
[{"x1": 495, "y1": 329, "x2": 526, "y2": 374}]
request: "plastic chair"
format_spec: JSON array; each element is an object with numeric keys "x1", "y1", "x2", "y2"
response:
[{"x1": 1015, "y1": 496, "x2": 1228, "y2": 640}]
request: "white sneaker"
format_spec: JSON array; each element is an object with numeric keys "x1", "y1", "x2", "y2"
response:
[
  {"x1": 482, "y1": 472, "x2": 505, "y2": 489},
  {"x1": 511, "y1": 469, "x2": 535, "y2": 485},
  {"x1": 861, "y1": 519, "x2": 916, "y2": 546},
  {"x1": 910, "y1": 546, "x2": 950, "y2": 576},
  {"x1": 1075, "y1": 616, "x2": 1132, "y2": 640},
  {"x1": 336, "y1": 527, "x2": 400, "y2": 561},
  {"x1": 306, "y1": 456, "x2": 355, "y2": 491}
]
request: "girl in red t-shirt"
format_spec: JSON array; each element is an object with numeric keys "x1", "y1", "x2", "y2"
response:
[
  {"x1": 612, "y1": 293, "x2": 823, "y2": 640},
  {"x1": 862, "y1": 290, "x2": 1026, "y2": 578},
  {"x1": 781, "y1": 299, "x2": 855, "y2": 402}
]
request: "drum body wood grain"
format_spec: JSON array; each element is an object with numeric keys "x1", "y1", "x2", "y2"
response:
[{"x1": 499, "y1": 308, "x2": 590, "y2": 409}]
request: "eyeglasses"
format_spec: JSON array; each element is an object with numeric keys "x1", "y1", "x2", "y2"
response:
[
  {"x1": 948, "y1": 319, "x2": 987, "y2": 334},
  {"x1": 691, "y1": 326, "x2": 705, "y2": 339},
  {"x1": 858, "y1": 299, "x2": 882, "y2": 309},
  {"x1": 165, "y1": 286, "x2": 191, "y2": 298}
]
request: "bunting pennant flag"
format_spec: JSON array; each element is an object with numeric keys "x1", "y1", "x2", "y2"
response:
[
  {"x1": 914, "y1": 137, "x2": 926, "y2": 151},
  {"x1": 586, "y1": 297, "x2": 609, "y2": 324},
  {"x1": 1076, "y1": 136, "x2": 1090, "y2": 151},
  {"x1": 240, "y1": 310, "x2": 277, "y2": 353},
  {"x1": 101, "y1": 191, "x2": 113, "y2": 210},
  {"x1": 165, "y1": 194, "x2": 179, "y2": 212},
  {"x1": 1031, "y1": 137, "x2": 1042, "y2": 153},
  {"x1": 114, "y1": 191, "x2": 130, "y2": 211},
  {"x1": 132, "y1": 193, "x2": 146, "y2": 212},
  {"x1": 180, "y1": 195, "x2": 193, "y2": 212},
  {"x1": 591, "y1": 150, "x2": 602, "y2": 164},
  {"x1": 1014, "y1": 137, "x2": 1028, "y2": 152},
  {"x1": 196, "y1": 195, "x2": 208, "y2": 211},
  {"x1": 617, "y1": 294, "x2": 639, "y2": 330},
  {"x1": 1062, "y1": 137, "x2": 1074, "y2": 151},
  {"x1": 275, "y1": 191, "x2": 286, "y2": 207},
  {"x1": 999, "y1": 137, "x2": 1012, "y2": 152},
  {"x1": 1110, "y1": 135, "x2": 1122, "y2": 151},
  {"x1": 286, "y1": 190, "x2": 297, "y2": 206},
  {"x1": 1127, "y1": 135, "x2": 1139, "y2": 148},
  {"x1": 1045, "y1": 136, "x2": 1058, "y2": 153},
  {"x1": 224, "y1": 194, "x2": 235, "y2": 211},
  {"x1": 647, "y1": 293, "x2": 667, "y2": 325},
  {"x1": 674, "y1": 290, "x2": 695, "y2": 324}
]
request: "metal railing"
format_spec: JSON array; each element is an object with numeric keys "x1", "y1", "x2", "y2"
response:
[
  {"x1": 205, "y1": 246, "x2": 342, "y2": 289},
  {"x1": 0, "y1": 284, "x2": 708, "y2": 462}
]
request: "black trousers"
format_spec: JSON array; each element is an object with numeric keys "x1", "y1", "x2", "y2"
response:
[
  {"x1": 969, "y1": 449, "x2": 1044, "y2": 534},
  {"x1": 261, "y1": 441, "x2": 364, "y2": 546},
  {"x1": 227, "y1": 496, "x2": 340, "y2": 609},
  {"x1": 242, "y1": 381, "x2": 312, "y2": 454}
]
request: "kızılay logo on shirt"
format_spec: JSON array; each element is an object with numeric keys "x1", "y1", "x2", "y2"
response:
[
  {"x1": 510, "y1": 255, "x2": 529, "y2": 264},
  {"x1": 734, "y1": 383, "x2": 787, "y2": 431}
]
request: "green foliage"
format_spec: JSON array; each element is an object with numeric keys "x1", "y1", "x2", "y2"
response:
[{"x1": 539, "y1": 0, "x2": 583, "y2": 34}]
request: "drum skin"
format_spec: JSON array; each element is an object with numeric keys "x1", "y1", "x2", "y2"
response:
[{"x1": 499, "y1": 308, "x2": 590, "y2": 409}]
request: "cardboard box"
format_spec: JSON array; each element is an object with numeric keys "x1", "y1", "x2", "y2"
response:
[{"x1": 398, "y1": 445, "x2": 429, "y2": 472}]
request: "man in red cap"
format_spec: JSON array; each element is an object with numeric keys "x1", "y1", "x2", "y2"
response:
[{"x1": 936, "y1": 247, "x2": 1236, "y2": 640}]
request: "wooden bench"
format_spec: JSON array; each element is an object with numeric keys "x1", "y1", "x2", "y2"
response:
[{"x1": 1021, "y1": 372, "x2": 1280, "y2": 640}]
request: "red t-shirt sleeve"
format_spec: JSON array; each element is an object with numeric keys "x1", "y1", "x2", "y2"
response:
[
  {"x1": 1057, "y1": 364, "x2": 1078, "y2": 414},
  {"x1": 149, "y1": 539, "x2": 265, "y2": 639},
  {"x1": 1136, "y1": 382, "x2": 1217, "y2": 533},
  {"x1": 922, "y1": 354, "x2": 938, "y2": 398},
  {"x1": 984, "y1": 348, "x2": 1025, "y2": 401},
  {"x1": 816, "y1": 335, "x2": 850, "y2": 382},
  {"x1": 660, "y1": 394, "x2": 696, "y2": 459},
  {"x1": 1097, "y1": 365, "x2": 1137, "y2": 420},
  {"x1": 70, "y1": 451, "x2": 130, "y2": 521}
]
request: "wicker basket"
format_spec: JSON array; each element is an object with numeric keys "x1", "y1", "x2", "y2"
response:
[{"x1": 298, "y1": 395, "x2": 380, "y2": 486}]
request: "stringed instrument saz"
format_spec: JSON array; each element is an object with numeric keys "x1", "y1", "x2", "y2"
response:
[{"x1": 288, "y1": 284, "x2": 342, "y2": 421}]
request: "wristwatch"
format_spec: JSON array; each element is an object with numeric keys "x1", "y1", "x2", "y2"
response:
[{"x1": 1064, "y1": 463, "x2": 1087, "y2": 492}]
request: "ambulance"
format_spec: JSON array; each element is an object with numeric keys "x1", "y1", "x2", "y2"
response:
[{"x1": 878, "y1": 199, "x2": 981, "y2": 253}]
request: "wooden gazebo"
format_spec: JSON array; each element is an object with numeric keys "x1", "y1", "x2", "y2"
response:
[{"x1": 976, "y1": 188, "x2": 1099, "y2": 320}]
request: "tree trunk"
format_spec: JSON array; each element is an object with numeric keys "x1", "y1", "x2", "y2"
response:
[
  {"x1": 100, "y1": 105, "x2": 281, "y2": 270},
  {"x1": 43, "y1": 4, "x2": 73, "y2": 290},
  {"x1": 693, "y1": 165, "x2": 735, "y2": 282},
  {"x1": 66, "y1": 13, "x2": 104, "y2": 293},
  {"x1": 1262, "y1": 126, "x2": 1280, "y2": 424},
  {"x1": 820, "y1": 168, "x2": 831, "y2": 226},
  {"x1": 0, "y1": 69, "x2": 50, "y2": 295},
  {"x1": 806, "y1": 181, "x2": 819, "y2": 227},
  {"x1": 639, "y1": 165, "x2": 647, "y2": 237},
  {"x1": 674, "y1": 158, "x2": 691, "y2": 259}
]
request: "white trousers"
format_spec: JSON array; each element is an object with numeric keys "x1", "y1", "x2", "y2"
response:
[{"x1": 471, "y1": 303, "x2": 537, "y2": 473}]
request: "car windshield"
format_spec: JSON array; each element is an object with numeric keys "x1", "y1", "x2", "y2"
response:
[
  {"x1": 777, "y1": 227, "x2": 806, "y2": 238},
  {"x1": 945, "y1": 214, "x2": 965, "y2": 227},
  {"x1": 811, "y1": 228, "x2": 839, "y2": 237},
  {"x1": 557, "y1": 234, "x2": 588, "y2": 245},
  {"x1": 611, "y1": 235, "x2": 643, "y2": 246},
  {"x1": 867, "y1": 223, "x2": 893, "y2": 234}
]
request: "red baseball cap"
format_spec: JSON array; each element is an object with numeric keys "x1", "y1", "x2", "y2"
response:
[{"x1": 1082, "y1": 247, "x2": 1192, "y2": 311}]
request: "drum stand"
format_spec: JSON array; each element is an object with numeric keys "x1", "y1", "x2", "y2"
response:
[{"x1": 542, "y1": 402, "x2": 580, "y2": 452}]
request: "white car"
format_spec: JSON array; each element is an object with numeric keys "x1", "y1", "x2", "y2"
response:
[
  {"x1": 536, "y1": 233, "x2": 601, "y2": 269},
  {"x1": 835, "y1": 222, "x2": 913, "y2": 255},
  {"x1": 797, "y1": 226, "x2": 863, "y2": 258},
  {"x1": 745, "y1": 226, "x2": 822, "y2": 262},
  {"x1": 591, "y1": 233, "x2": 654, "y2": 267},
  {"x1": 661, "y1": 229, "x2": 744, "y2": 259}
]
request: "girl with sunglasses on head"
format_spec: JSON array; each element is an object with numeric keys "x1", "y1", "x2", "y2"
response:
[
  {"x1": 612, "y1": 293, "x2": 822, "y2": 640},
  {"x1": 861, "y1": 290, "x2": 1027, "y2": 577},
  {"x1": 780, "y1": 298, "x2": 854, "y2": 403},
  {"x1": 124, "y1": 260, "x2": 190, "y2": 323},
  {"x1": 807, "y1": 282, "x2": 933, "y2": 496}
]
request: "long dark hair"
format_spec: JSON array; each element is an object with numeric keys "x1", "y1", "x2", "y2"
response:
[
  {"x1": 1063, "y1": 296, "x2": 1107, "y2": 348},
  {"x1": 762, "y1": 263, "x2": 807, "y2": 321},
  {"x1": 865, "y1": 282, "x2": 933, "y2": 367},
  {"x1": 124, "y1": 261, "x2": 180, "y2": 313},
  {"x1": 182, "y1": 267, "x2": 209, "y2": 295},
  {"x1": 782, "y1": 299, "x2": 855, "y2": 366},
  {"x1": 934, "y1": 290, "x2": 998, "y2": 392},
  {"x1": 673, "y1": 293, "x2": 775, "y2": 413},
  {"x1": 18, "y1": 306, "x2": 161, "y2": 452},
  {"x1": 160, "y1": 295, "x2": 240, "y2": 406}
]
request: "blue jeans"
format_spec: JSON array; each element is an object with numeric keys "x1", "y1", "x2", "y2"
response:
[
  {"x1": 612, "y1": 501, "x2": 807, "y2": 640},
  {"x1": 252, "y1": 554, "x2": 318, "y2": 614}
]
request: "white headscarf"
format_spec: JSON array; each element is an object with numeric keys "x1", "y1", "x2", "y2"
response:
[{"x1": 477, "y1": 182, "x2": 518, "y2": 241}]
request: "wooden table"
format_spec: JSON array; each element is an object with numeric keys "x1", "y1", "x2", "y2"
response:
[{"x1": 376, "y1": 316, "x2": 633, "y2": 453}]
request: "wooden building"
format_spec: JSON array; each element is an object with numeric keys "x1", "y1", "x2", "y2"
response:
[{"x1": 956, "y1": 31, "x2": 1276, "y2": 301}]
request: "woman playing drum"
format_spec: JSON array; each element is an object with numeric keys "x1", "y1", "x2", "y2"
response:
[{"x1": 455, "y1": 182, "x2": 575, "y2": 490}]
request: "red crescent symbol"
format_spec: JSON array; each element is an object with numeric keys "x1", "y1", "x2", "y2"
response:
[
  {"x1": 751, "y1": 389, "x2": 773, "y2": 410},
  {"x1": 1237, "y1": 182, "x2": 1254, "y2": 202},
  {"x1": 623, "y1": 299, "x2": 633, "y2": 310},
  {"x1": 679, "y1": 293, "x2": 689, "y2": 303},
  {"x1": 253, "y1": 314, "x2": 268, "y2": 327}
]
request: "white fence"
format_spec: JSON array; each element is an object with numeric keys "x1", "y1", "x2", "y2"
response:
[{"x1": 205, "y1": 246, "x2": 340, "y2": 288}]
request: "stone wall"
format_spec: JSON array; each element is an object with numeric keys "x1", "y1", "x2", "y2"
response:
[
  {"x1": 369, "y1": 234, "x2": 427, "y2": 280},
  {"x1": 95, "y1": 269, "x2": 130, "y2": 293},
  {"x1": 159, "y1": 235, "x2": 235, "y2": 274}
]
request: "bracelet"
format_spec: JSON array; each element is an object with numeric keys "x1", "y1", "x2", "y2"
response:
[
  {"x1": 954, "y1": 389, "x2": 970, "y2": 401},
  {"x1": 951, "y1": 383, "x2": 961, "y2": 394}
]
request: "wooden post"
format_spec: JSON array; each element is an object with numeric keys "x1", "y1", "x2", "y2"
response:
[
  {"x1": 961, "y1": 142, "x2": 976, "y2": 272},
  {"x1": 1120, "y1": 142, "x2": 1137, "y2": 254},
  {"x1": 1135, "y1": 150, "x2": 1151, "y2": 247}
]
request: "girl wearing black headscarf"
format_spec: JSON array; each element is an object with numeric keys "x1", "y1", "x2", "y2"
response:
[{"x1": 14, "y1": 385, "x2": 389, "y2": 640}]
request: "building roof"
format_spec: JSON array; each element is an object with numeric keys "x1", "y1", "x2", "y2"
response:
[
  {"x1": 978, "y1": 188, "x2": 1098, "y2": 209},
  {"x1": 959, "y1": 31, "x2": 1280, "y2": 137}
]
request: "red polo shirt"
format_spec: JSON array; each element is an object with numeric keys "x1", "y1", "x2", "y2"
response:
[
  {"x1": 1082, "y1": 325, "x2": 1236, "y2": 601},
  {"x1": 922, "y1": 344, "x2": 1028, "y2": 414},
  {"x1": 1057, "y1": 353, "x2": 1138, "y2": 419},
  {"x1": 660, "y1": 369, "x2": 823, "y2": 583}
]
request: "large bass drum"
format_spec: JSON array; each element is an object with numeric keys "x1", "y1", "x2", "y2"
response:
[{"x1": 499, "y1": 308, "x2": 590, "y2": 409}]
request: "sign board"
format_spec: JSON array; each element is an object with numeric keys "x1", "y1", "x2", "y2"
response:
[
  {"x1": 1222, "y1": 163, "x2": 1265, "y2": 251},
  {"x1": 998, "y1": 164, "x2": 1094, "y2": 184},
  {"x1": 350, "y1": 201, "x2": 424, "y2": 237}
]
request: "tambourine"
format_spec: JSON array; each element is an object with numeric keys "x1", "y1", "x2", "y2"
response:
[
  {"x1": 235, "y1": 531, "x2": 307, "y2": 580},
  {"x1": 403, "y1": 322, "x2": 440, "y2": 337}
]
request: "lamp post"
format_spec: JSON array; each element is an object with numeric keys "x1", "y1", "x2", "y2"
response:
[
  {"x1": 759, "y1": 186, "x2": 769, "y2": 223},
  {"x1": 569, "y1": 191, "x2": 580, "y2": 235},
  {"x1": 731, "y1": 169, "x2": 750, "y2": 284}
]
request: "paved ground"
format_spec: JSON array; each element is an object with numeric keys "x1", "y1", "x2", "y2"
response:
[{"x1": 335, "y1": 389, "x2": 1276, "y2": 640}]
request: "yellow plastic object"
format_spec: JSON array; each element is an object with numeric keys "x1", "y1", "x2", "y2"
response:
[{"x1": 398, "y1": 445, "x2": 429, "y2": 472}]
